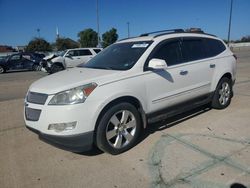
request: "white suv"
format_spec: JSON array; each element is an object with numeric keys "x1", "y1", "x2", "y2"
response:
[
  {"x1": 44, "y1": 48, "x2": 102, "y2": 73},
  {"x1": 24, "y1": 29, "x2": 236, "y2": 154}
]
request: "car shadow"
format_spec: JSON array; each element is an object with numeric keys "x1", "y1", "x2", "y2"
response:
[{"x1": 78, "y1": 104, "x2": 211, "y2": 156}]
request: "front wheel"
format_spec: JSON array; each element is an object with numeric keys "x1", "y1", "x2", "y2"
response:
[
  {"x1": 0, "y1": 66, "x2": 5, "y2": 74},
  {"x1": 96, "y1": 103, "x2": 142, "y2": 155},
  {"x1": 211, "y1": 77, "x2": 233, "y2": 109},
  {"x1": 51, "y1": 64, "x2": 64, "y2": 74}
]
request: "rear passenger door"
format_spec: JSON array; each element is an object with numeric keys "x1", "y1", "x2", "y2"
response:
[
  {"x1": 65, "y1": 50, "x2": 81, "y2": 68},
  {"x1": 78, "y1": 49, "x2": 94, "y2": 65},
  {"x1": 180, "y1": 37, "x2": 215, "y2": 94}
]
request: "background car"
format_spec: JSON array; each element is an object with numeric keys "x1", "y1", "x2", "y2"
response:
[
  {"x1": 41, "y1": 48, "x2": 102, "y2": 74},
  {"x1": 0, "y1": 52, "x2": 44, "y2": 74}
]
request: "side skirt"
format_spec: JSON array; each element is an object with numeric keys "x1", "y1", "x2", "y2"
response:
[{"x1": 147, "y1": 93, "x2": 213, "y2": 124}]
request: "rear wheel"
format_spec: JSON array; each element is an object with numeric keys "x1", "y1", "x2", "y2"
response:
[
  {"x1": 212, "y1": 77, "x2": 233, "y2": 109},
  {"x1": 51, "y1": 64, "x2": 64, "y2": 74},
  {"x1": 0, "y1": 66, "x2": 5, "y2": 74},
  {"x1": 96, "y1": 102, "x2": 142, "y2": 155}
]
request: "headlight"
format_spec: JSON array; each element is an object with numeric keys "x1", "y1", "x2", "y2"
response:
[{"x1": 48, "y1": 83, "x2": 97, "y2": 105}]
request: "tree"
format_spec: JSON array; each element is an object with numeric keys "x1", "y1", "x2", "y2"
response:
[
  {"x1": 55, "y1": 37, "x2": 79, "y2": 51},
  {"x1": 26, "y1": 38, "x2": 52, "y2": 52},
  {"x1": 241, "y1": 36, "x2": 250, "y2": 42},
  {"x1": 78, "y1": 28, "x2": 98, "y2": 47},
  {"x1": 102, "y1": 28, "x2": 118, "y2": 48}
]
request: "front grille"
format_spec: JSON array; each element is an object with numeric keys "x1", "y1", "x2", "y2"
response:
[
  {"x1": 27, "y1": 92, "x2": 48, "y2": 105},
  {"x1": 25, "y1": 107, "x2": 41, "y2": 121}
]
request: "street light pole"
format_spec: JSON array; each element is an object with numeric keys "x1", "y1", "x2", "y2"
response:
[
  {"x1": 96, "y1": 0, "x2": 100, "y2": 47},
  {"x1": 227, "y1": 0, "x2": 233, "y2": 46},
  {"x1": 127, "y1": 22, "x2": 130, "y2": 38},
  {"x1": 36, "y1": 28, "x2": 40, "y2": 38}
]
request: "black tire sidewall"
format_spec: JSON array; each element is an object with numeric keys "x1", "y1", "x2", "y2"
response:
[
  {"x1": 51, "y1": 64, "x2": 63, "y2": 73},
  {"x1": 212, "y1": 77, "x2": 233, "y2": 109},
  {"x1": 0, "y1": 66, "x2": 5, "y2": 74},
  {"x1": 32, "y1": 64, "x2": 38, "y2": 71},
  {"x1": 96, "y1": 102, "x2": 142, "y2": 155}
]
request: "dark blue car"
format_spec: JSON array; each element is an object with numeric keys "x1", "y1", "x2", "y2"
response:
[{"x1": 0, "y1": 52, "x2": 44, "y2": 74}]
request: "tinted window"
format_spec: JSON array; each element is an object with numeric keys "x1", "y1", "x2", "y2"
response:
[
  {"x1": 79, "y1": 49, "x2": 92, "y2": 56},
  {"x1": 93, "y1": 49, "x2": 101, "y2": 54},
  {"x1": 204, "y1": 38, "x2": 226, "y2": 57},
  {"x1": 80, "y1": 41, "x2": 152, "y2": 70},
  {"x1": 181, "y1": 38, "x2": 206, "y2": 62},
  {"x1": 67, "y1": 50, "x2": 78, "y2": 57},
  {"x1": 151, "y1": 40, "x2": 181, "y2": 66},
  {"x1": 10, "y1": 54, "x2": 21, "y2": 61}
]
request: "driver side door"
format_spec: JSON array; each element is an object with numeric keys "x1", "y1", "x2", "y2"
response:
[{"x1": 8, "y1": 54, "x2": 23, "y2": 70}]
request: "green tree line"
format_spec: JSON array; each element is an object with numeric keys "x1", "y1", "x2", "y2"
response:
[{"x1": 26, "y1": 28, "x2": 119, "y2": 52}]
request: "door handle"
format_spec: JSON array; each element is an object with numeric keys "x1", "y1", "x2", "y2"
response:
[
  {"x1": 180, "y1": 70, "x2": 188, "y2": 75},
  {"x1": 210, "y1": 64, "x2": 216, "y2": 68}
]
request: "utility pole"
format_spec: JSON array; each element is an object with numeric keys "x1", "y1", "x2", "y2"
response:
[
  {"x1": 127, "y1": 22, "x2": 130, "y2": 38},
  {"x1": 56, "y1": 27, "x2": 59, "y2": 40},
  {"x1": 36, "y1": 28, "x2": 40, "y2": 38},
  {"x1": 96, "y1": 0, "x2": 100, "y2": 47},
  {"x1": 227, "y1": 0, "x2": 233, "y2": 46}
]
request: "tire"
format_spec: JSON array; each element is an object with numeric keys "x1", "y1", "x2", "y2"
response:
[
  {"x1": 32, "y1": 64, "x2": 38, "y2": 71},
  {"x1": 0, "y1": 66, "x2": 5, "y2": 74},
  {"x1": 211, "y1": 77, "x2": 233, "y2": 109},
  {"x1": 96, "y1": 102, "x2": 142, "y2": 155},
  {"x1": 51, "y1": 64, "x2": 64, "y2": 74}
]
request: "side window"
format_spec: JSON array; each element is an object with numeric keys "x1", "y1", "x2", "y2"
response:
[
  {"x1": 151, "y1": 40, "x2": 181, "y2": 66},
  {"x1": 67, "y1": 50, "x2": 79, "y2": 57},
  {"x1": 23, "y1": 54, "x2": 31, "y2": 60},
  {"x1": 10, "y1": 54, "x2": 21, "y2": 61},
  {"x1": 181, "y1": 38, "x2": 206, "y2": 62},
  {"x1": 204, "y1": 38, "x2": 226, "y2": 57},
  {"x1": 79, "y1": 49, "x2": 92, "y2": 56},
  {"x1": 93, "y1": 49, "x2": 101, "y2": 54}
]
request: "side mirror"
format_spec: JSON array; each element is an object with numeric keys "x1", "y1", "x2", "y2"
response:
[{"x1": 148, "y1": 58, "x2": 168, "y2": 69}]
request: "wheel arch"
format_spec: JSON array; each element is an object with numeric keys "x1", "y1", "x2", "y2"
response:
[
  {"x1": 94, "y1": 95, "x2": 147, "y2": 140},
  {"x1": 52, "y1": 62, "x2": 65, "y2": 69},
  {"x1": 211, "y1": 71, "x2": 233, "y2": 92}
]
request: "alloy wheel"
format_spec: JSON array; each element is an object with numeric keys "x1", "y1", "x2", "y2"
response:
[
  {"x1": 218, "y1": 82, "x2": 230, "y2": 105},
  {"x1": 105, "y1": 110, "x2": 137, "y2": 149}
]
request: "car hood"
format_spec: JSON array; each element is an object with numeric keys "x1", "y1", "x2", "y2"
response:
[
  {"x1": 43, "y1": 54, "x2": 57, "y2": 60},
  {"x1": 51, "y1": 56, "x2": 64, "y2": 63},
  {"x1": 29, "y1": 67, "x2": 122, "y2": 94}
]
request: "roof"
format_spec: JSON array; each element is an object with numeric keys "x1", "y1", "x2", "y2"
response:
[{"x1": 118, "y1": 28, "x2": 218, "y2": 43}]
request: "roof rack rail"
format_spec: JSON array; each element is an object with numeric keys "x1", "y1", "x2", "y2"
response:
[{"x1": 140, "y1": 29, "x2": 184, "y2": 37}]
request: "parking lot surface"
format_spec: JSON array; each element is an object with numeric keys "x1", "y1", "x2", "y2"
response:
[{"x1": 0, "y1": 50, "x2": 250, "y2": 188}]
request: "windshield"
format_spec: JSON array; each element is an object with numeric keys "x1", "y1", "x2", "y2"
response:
[{"x1": 78, "y1": 41, "x2": 152, "y2": 70}]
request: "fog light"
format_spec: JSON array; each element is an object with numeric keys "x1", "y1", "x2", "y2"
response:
[{"x1": 48, "y1": 121, "x2": 77, "y2": 132}]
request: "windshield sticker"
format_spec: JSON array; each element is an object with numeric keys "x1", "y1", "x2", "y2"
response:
[{"x1": 132, "y1": 43, "x2": 149, "y2": 48}]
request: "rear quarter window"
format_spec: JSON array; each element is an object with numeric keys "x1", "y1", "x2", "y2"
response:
[
  {"x1": 204, "y1": 38, "x2": 226, "y2": 57},
  {"x1": 79, "y1": 50, "x2": 92, "y2": 56},
  {"x1": 93, "y1": 49, "x2": 101, "y2": 54}
]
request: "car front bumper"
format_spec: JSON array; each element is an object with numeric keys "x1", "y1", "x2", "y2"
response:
[{"x1": 26, "y1": 125, "x2": 94, "y2": 152}]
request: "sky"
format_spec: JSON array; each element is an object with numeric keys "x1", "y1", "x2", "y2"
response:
[{"x1": 0, "y1": 0, "x2": 249, "y2": 47}]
